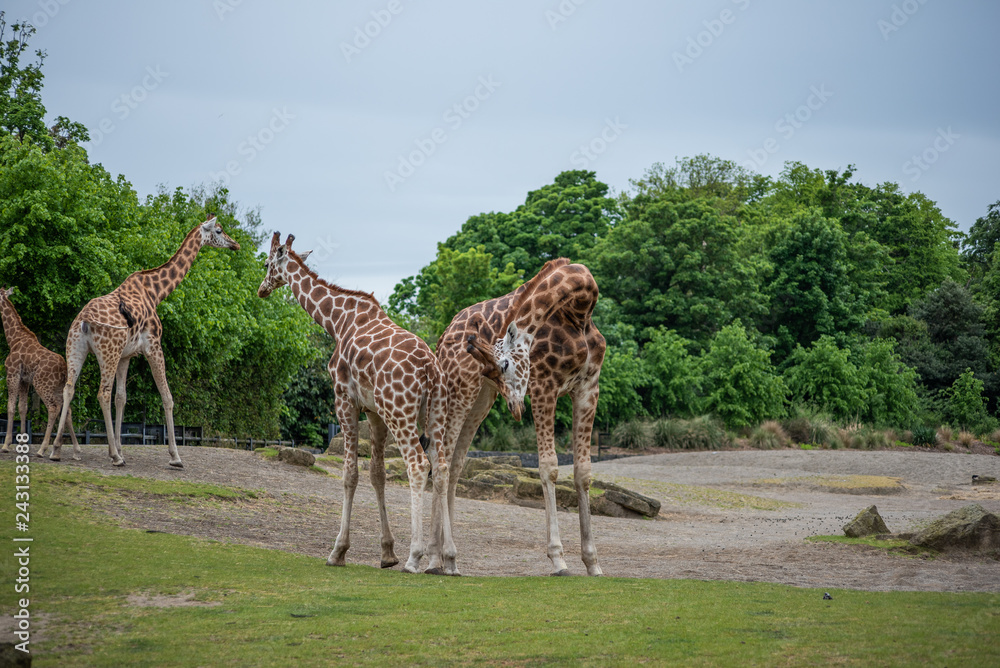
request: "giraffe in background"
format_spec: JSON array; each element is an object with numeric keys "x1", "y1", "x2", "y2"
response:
[
  {"x1": 51, "y1": 215, "x2": 241, "y2": 467},
  {"x1": 0, "y1": 287, "x2": 81, "y2": 458}
]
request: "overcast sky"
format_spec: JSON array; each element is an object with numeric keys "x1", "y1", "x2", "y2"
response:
[{"x1": 9, "y1": 0, "x2": 999, "y2": 300}]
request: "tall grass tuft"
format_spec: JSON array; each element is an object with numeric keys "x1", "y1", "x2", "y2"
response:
[
  {"x1": 612, "y1": 419, "x2": 649, "y2": 449},
  {"x1": 936, "y1": 425, "x2": 953, "y2": 446},
  {"x1": 910, "y1": 426, "x2": 937, "y2": 446},
  {"x1": 749, "y1": 420, "x2": 791, "y2": 450},
  {"x1": 958, "y1": 430, "x2": 975, "y2": 447}
]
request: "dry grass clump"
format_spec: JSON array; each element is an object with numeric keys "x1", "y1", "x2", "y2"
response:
[
  {"x1": 749, "y1": 421, "x2": 791, "y2": 450},
  {"x1": 957, "y1": 430, "x2": 975, "y2": 447},
  {"x1": 936, "y1": 425, "x2": 954, "y2": 445}
]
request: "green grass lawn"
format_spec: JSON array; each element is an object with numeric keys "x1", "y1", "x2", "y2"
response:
[{"x1": 2, "y1": 462, "x2": 999, "y2": 667}]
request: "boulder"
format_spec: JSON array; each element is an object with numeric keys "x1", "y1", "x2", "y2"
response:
[
  {"x1": 462, "y1": 456, "x2": 522, "y2": 478},
  {"x1": 277, "y1": 447, "x2": 316, "y2": 468},
  {"x1": 910, "y1": 504, "x2": 1000, "y2": 551},
  {"x1": 843, "y1": 505, "x2": 890, "y2": 538}
]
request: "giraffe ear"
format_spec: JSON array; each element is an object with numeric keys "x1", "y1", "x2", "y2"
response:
[
  {"x1": 298, "y1": 250, "x2": 313, "y2": 262},
  {"x1": 2, "y1": 287, "x2": 12, "y2": 297},
  {"x1": 506, "y1": 322, "x2": 518, "y2": 343}
]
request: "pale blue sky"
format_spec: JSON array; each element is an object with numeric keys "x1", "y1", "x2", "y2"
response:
[{"x1": 8, "y1": 0, "x2": 999, "y2": 299}]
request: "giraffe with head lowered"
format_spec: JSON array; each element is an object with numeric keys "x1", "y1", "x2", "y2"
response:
[
  {"x1": 0, "y1": 287, "x2": 81, "y2": 458},
  {"x1": 50, "y1": 215, "x2": 241, "y2": 467},
  {"x1": 258, "y1": 233, "x2": 453, "y2": 574},
  {"x1": 438, "y1": 257, "x2": 606, "y2": 576}
]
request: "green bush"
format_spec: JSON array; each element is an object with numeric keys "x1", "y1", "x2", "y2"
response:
[
  {"x1": 651, "y1": 418, "x2": 685, "y2": 449},
  {"x1": 910, "y1": 426, "x2": 936, "y2": 446},
  {"x1": 781, "y1": 411, "x2": 837, "y2": 447},
  {"x1": 612, "y1": 419, "x2": 649, "y2": 449}
]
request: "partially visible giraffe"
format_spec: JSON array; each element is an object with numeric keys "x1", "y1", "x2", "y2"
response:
[
  {"x1": 50, "y1": 216, "x2": 241, "y2": 467},
  {"x1": 0, "y1": 287, "x2": 81, "y2": 458},
  {"x1": 436, "y1": 258, "x2": 606, "y2": 576},
  {"x1": 258, "y1": 233, "x2": 452, "y2": 574}
]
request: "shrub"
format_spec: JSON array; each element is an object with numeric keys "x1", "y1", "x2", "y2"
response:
[
  {"x1": 958, "y1": 431, "x2": 975, "y2": 447},
  {"x1": 840, "y1": 426, "x2": 890, "y2": 450},
  {"x1": 899, "y1": 429, "x2": 914, "y2": 444},
  {"x1": 910, "y1": 426, "x2": 936, "y2": 446},
  {"x1": 936, "y1": 425, "x2": 953, "y2": 445},
  {"x1": 749, "y1": 421, "x2": 790, "y2": 450},
  {"x1": 652, "y1": 418, "x2": 685, "y2": 449},
  {"x1": 650, "y1": 416, "x2": 728, "y2": 450},
  {"x1": 782, "y1": 412, "x2": 837, "y2": 448},
  {"x1": 480, "y1": 422, "x2": 516, "y2": 451},
  {"x1": 612, "y1": 419, "x2": 649, "y2": 449}
]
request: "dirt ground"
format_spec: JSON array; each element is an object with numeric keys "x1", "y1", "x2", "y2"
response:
[{"x1": 14, "y1": 444, "x2": 1000, "y2": 592}]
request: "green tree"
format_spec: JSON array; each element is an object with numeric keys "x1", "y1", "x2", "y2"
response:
[
  {"x1": 698, "y1": 322, "x2": 786, "y2": 428},
  {"x1": 783, "y1": 336, "x2": 866, "y2": 421},
  {"x1": 641, "y1": 327, "x2": 700, "y2": 417},
  {"x1": 588, "y1": 198, "x2": 768, "y2": 348},
  {"x1": 961, "y1": 200, "x2": 1000, "y2": 286},
  {"x1": 763, "y1": 211, "x2": 864, "y2": 358},
  {"x1": 595, "y1": 338, "x2": 649, "y2": 425},
  {"x1": 945, "y1": 369, "x2": 992, "y2": 432},
  {"x1": 856, "y1": 338, "x2": 919, "y2": 427}
]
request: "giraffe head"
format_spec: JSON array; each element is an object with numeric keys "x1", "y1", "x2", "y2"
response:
[
  {"x1": 491, "y1": 322, "x2": 533, "y2": 421},
  {"x1": 199, "y1": 215, "x2": 242, "y2": 251},
  {"x1": 466, "y1": 319, "x2": 531, "y2": 422},
  {"x1": 258, "y1": 233, "x2": 313, "y2": 298}
]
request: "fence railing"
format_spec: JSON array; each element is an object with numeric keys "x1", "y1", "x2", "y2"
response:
[{"x1": 0, "y1": 419, "x2": 295, "y2": 451}]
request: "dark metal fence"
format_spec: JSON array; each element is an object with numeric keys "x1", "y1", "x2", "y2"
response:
[{"x1": 0, "y1": 418, "x2": 294, "y2": 450}]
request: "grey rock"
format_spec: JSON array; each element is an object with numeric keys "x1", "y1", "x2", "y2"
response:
[
  {"x1": 910, "y1": 504, "x2": 1000, "y2": 551},
  {"x1": 843, "y1": 505, "x2": 890, "y2": 538},
  {"x1": 277, "y1": 447, "x2": 315, "y2": 468}
]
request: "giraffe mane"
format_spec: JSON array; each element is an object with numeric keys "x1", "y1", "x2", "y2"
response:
[{"x1": 287, "y1": 249, "x2": 381, "y2": 307}]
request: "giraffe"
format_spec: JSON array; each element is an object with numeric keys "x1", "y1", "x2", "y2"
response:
[
  {"x1": 50, "y1": 216, "x2": 241, "y2": 468},
  {"x1": 436, "y1": 257, "x2": 606, "y2": 576},
  {"x1": 257, "y1": 233, "x2": 453, "y2": 574},
  {"x1": 0, "y1": 287, "x2": 81, "y2": 458}
]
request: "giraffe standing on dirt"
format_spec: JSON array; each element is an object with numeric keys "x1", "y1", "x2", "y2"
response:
[
  {"x1": 440, "y1": 258, "x2": 606, "y2": 576},
  {"x1": 0, "y1": 287, "x2": 81, "y2": 458},
  {"x1": 51, "y1": 216, "x2": 241, "y2": 468},
  {"x1": 257, "y1": 233, "x2": 453, "y2": 574}
]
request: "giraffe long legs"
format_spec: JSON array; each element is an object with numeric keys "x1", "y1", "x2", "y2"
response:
[
  {"x1": 532, "y1": 388, "x2": 571, "y2": 575},
  {"x1": 571, "y1": 386, "x2": 602, "y2": 576},
  {"x1": 146, "y1": 344, "x2": 182, "y2": 468},
  {"x1": 113, "y1": 356, "x2": 131, "y2": 459},
  {"x1": 95, "y1": 349, "x2": 124, "y2": 466},
  {"x1": 365, "y1": 412, "x2": 399, "y2": 568},
  {"x1": 1, "y1": 375, "x2": 18, "y2": 452},
  {"x1": 328, "y1": 404, "x2": 359, "y2": 567}
]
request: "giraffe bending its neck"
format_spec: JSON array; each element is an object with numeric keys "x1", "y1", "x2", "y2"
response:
[
  {"x1": 0, "y1": 287, "x2": 81, "y2": 458},
  {"x1": 438, "y1": 258, "x2": 606, "y2": 576},
  {"x1": 51, "y1": 216, "x2": 241, "y2": 467},
  {"x1": 258, "y1": 233, "x2": 452, "y2": 574}
]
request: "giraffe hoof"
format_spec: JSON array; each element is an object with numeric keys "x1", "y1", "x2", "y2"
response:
[
  {"x1": 48, "y1": 455, "x2": 61, "y2": 462},
  {"x1": 380, "y1": 558, "x2": 399, "y2": 569},
  {"x1": 72, "y1": 455, "x2": 82, "y2": 461},
  {"x1": 326, "y1": 558, "x2": 346, "y2": 567},
  {"x1": 169, "y1": 461, "x2": 184, "y2": 468},
  {"x1": 424, "y1": 567, "x2": 446, "y2": 576},
  {"x1": 551, "y1": 569, "x2": 572, "y2": 577}
]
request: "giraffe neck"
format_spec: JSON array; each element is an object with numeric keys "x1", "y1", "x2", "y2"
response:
[
  {"x1": 0, "y1": 295, "x2": 33, "y2": 348},
  {"x1": 285, "y1": 255, "x2": 384, "y2": 341},
  {"x1": 140, "y1": 225, "x2": 204, "y2": 304}
]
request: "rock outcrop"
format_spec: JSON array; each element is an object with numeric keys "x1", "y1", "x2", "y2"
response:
[
  {"x1": 843, "y1": 505, "x2": 890, "y2": 538},
  {"x1": 910, "y1": 504, "x2": 1000, "y2": 551},
  {"x1": 277, "y1": 446, "x2": 316, "y2": 468}
]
